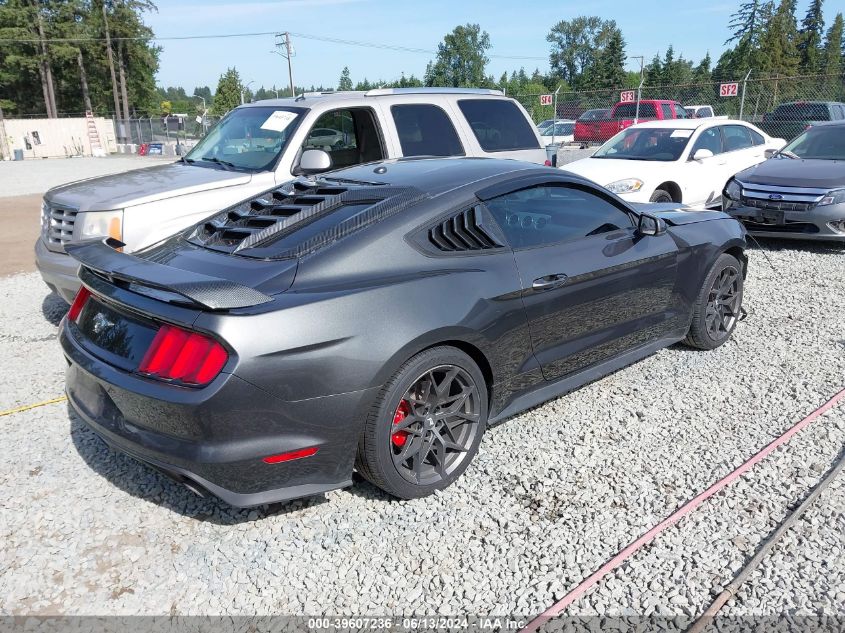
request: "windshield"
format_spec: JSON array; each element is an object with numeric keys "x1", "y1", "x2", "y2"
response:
[
  {"x1": 780, "y1": 126, "x2": 845, "y2": 160},
  {"x1": 579, "y1": 109, "x2": 608, "y2": 121},
  {"x1": 542, "y1": 123, "x2": 574, "y2": 136},
  {"x1": 184, "y1": 106, "x2": 305, "y2": 172},
  {"x1": 772, "y1": 103, "x2": 830, "y2": 121},
  {"x1": 613, "y1": 103, "x2": 657, "y2": 119},
  {"x1": 593, "y1": 127, "x2": 693, "y2": 161}
]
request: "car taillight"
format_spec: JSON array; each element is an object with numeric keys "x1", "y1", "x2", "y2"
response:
[
  {"x1": 138, "y1": 323, "x2": 228, "y2": 385},
  {"x1": 68, "y1": 286, "x2": 92, "y2": 322}
]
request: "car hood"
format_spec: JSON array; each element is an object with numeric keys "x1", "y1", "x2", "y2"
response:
[
  {"x1": 562, "y1": 158, "x2": 657, "y2": 187},
  {"x1": 736, "y1": 158, "x2": 845, "y2": 189},
  {"x1": 44, "y1": 162, "x2": 254, "y2": 212},
  {"x1": 632, "y1": 202, "x2": 727, "y2": 225}
]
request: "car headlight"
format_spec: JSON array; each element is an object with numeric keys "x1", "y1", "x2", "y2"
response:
[
  {"x1": 818, "y1": 189, "x2": 845, "y2": 207},
  {"x1": 77, "y1": 210, "x2": 124, "y2": 240},
  {"x1": 724, "y1": 179, "x2": 742, "y2": 201},
  {"x1": 605, "y1": 178, "x2": 644, "y2": 194},
  {"x1": 40, "y1": 200, "x2": 49, "y2": 238}
]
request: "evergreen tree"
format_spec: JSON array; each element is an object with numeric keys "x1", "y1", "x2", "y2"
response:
[
  {"x1": 212, "y1": 67, "x2": 242, "y2": 115},
  {"x1": 0, "y1": 0, "x2": 159, "y2": 117},
  {"x1": 821, "y1": 13, "x2": 843, "y2": 84},
  {"x1": 645, "y1": 52, "x2": 664, "y2": 85},
  {"x1": 724, "y1": 0, "x2": 766, "y2": 73},
  {"x1": 593, "y1": 28, "x2": 626, "y2": 89},
  {"x1": 693, "y1": 52, "x2": 713, "y2": 82},
  {"x1": 797, "y1": 0, "x2": 825, "y2": 72},
  {"x1": 424, "y1": 24, "x2": 491, "y2": 87},
  {"x1": 757, "y1": 0, "x2": 800, "y2": 76},
  {"x1": 338, "y1": 66, "x2": 353, "y2": 91}
]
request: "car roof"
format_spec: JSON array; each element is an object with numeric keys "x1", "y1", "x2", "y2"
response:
[
  {"x1": 628, "y1": 118, "x2": 750, "y2": 130},
  {"x1": 320, "y1": 157, "x2": 552, "y2": 196},
  {"x1": 240, "y1": 88, "x2": 507, "y2": 109},
  {"x1": 776, "y1": 100, "x2": 845, "y2": 106},
  {"x1": 809, "y1": 120, "x2": 845, "y2": 128}
]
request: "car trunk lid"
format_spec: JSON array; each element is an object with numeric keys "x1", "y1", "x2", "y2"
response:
[{"x1": 66, "y1": 238, "x2": 296, "y2": 310}]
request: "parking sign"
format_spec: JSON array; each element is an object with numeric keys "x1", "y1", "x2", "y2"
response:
[
  {"x1": 620, "y1": 90, "x2": 636, "y2": 103},
  {"x1": 539, "y1": 94, "x2": 553, "y2": 106},
  {"x1": 720, "y1": 83, "x2": 739, "y2": 97}
]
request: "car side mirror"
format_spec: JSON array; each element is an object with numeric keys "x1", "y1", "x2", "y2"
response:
[
  {"x1": 691, "y1": 148, "x2": 714, "y2": 161},
  {"x1": 296, "y1": 149, "x2": 332, "y2": 175},
  {"x1": 638, "y1": 213, "x2": 667, "y2": 237},
  {"x1": 764, "y1": 148, "x2": 778, "y2": 159}
]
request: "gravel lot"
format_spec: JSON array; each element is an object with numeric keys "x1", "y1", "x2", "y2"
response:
[{"x1": 0, "y1": 240, "x2": 843, "y2": 621}]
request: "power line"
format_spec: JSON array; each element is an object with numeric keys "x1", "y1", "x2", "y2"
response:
[{"x1": 0, "y1": 29, "x2": 547, "y2": 61}]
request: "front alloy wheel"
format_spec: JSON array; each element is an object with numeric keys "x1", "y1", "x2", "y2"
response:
[
  {"x1": 705, "y1": 265, "x2": 741, "y2": 340},
  {"x1": 684, "y1": 253, "x2": 744, "y2": 350}
]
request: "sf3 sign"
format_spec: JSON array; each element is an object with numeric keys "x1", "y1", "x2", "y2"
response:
[
  {"x1": 620, "y1": 90, "x2": 636, "y2": 103},
  {"x1": 720, "y1": 82, "x2": 739, "y2": 97},
  {"x1": 539, "y1": 94, "x2": 553, "y2": 106}
]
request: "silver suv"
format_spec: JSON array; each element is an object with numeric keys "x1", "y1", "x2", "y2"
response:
[{"x1": 37, "y1": 88, "x2": 547, "y2": 302}]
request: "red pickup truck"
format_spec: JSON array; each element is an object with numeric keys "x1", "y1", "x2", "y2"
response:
[{"x1": 574, "y1": 99, "x2": 689, "y2": 144}]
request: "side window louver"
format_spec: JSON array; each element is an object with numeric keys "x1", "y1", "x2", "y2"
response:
[{"x1": 428, "y1": 206, "x2": 505, "y2": 252}]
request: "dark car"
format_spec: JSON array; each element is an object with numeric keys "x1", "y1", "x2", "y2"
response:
[
  {"x1": 758, "y1": 101, "x2": 845, "y2": 142},
  {"x1": 723, "y1": 121, "x2": 845, "y2": 241},
  {"x1": 60, "y1": 158, "x2": 747, "y2": 507}
]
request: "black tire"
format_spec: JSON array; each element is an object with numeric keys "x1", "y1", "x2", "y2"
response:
[
  {"x1": 650, "y1": 189, "x2": 674, "y2": 203},
  {"x1": 684, "y1": 253, "x2": 744, "y2": 350},
  {"x1": 356, "y1": 346, "x2": 488, "y2": 499}
]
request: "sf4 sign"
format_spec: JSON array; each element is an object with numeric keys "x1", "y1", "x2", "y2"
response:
[
  {"x1": 720, "y1": 82, "x2": 739, "y2": 97},
  {"x1": 620, "y1": 90, "x2": 636, "y2": 103},
  {"x1": 539, "y1": 94, "x2": 553, "y2": 106}
]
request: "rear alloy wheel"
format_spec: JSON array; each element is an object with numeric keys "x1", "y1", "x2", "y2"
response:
[
  {"x1": 356, "y1": 347, "x2": 487, "y2": 498},
  {"x1": 684, "y1": 253, "x2": 744, "y2": 350}
]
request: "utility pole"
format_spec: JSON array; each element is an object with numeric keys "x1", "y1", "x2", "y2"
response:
[
  {"x1": 628, "y1": 55, "x2": 645, "y2": 125},
  {"x1": 102, "y1": 3, "x2": 122, "y2": 123},
  {"x1": 274, "y1": 32, "x2": 296, "y2": 97}
]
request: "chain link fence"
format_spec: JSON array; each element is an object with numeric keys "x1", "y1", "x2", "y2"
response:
[
  {"x1": 513, "y1": 73, "x2": 845, "y2": 145},
  {"x1": 113, "y1": 114, "x2": 221, "y2": 147}
]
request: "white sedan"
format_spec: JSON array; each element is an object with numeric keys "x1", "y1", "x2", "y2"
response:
[
  {"x1": 564, "y1": 119, "x2": 785, "y2": 207},
  {"x1": 539, "y1": 120, "x2": 575, "y2": 144}
]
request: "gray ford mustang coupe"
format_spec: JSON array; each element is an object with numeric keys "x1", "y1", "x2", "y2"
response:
[{"x1": 61, "y1": 158, "x2": 747, "y2": 507}]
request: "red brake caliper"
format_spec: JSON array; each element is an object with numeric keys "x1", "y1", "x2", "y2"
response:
[{"x1": 392, "y1": 400, "x2": 411, "y2": 447}]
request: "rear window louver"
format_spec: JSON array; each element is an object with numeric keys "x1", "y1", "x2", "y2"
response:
[
  {"x1": 188, "y1": 178, "x2": 427, "y2": 259},
  {"x1": 427, "y1": 205, "x2": 506, "y2": 252}
]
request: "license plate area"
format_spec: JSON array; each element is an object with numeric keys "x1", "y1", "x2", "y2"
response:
[
  {"x1": 760, "y1": 209, "x2": 785, "y2": 224},
  {"x1": 75, "y1": 298, "x2": 158, "y2": 372}
]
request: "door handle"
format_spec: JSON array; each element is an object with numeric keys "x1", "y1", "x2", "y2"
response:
[{"x1": 532, "y1": 274, "x2": 568, "y2": 291}]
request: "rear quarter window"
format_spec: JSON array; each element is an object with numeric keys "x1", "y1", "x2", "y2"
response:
[
  {"x1": 457, "y1": 99, "x2": 540, "y2": 152},
  {"x1": 390, "y1": 104, "x2": 465, "y2": 157}
]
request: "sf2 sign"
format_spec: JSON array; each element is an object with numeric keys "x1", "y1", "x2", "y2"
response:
[
  {"x1": 539, "y1": 94, "x2": 553, "y2": 106},
  {"x1": 620, "y1": 90, "x2": 636, "y2": 103},
  {"x1": 720, "y1": 83, "x2": 739, "y2": 97}
]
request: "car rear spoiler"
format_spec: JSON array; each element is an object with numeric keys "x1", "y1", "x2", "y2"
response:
[{"x1": 65, "y1": 238, "x2": 273, "y2": 310}]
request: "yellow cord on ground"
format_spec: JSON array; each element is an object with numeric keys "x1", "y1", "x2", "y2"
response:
[{"x1": 0, "y1": 396, "x2": 67, "y2": 417}]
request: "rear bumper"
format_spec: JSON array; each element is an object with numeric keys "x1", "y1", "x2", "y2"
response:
[
  {"x1": 61, "y1": 319, "x2": 377, "y2": 507},
  {"x1": 35, "y1": 238, "x2": 80, "y2": 303},
  {"x1": 724, "y1": 201, "x2": 845, "y2": 241}
]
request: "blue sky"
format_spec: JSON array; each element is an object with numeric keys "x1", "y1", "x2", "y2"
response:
[{"x1": 145, "y1": 0, "x2": 819, "y2": 92}]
